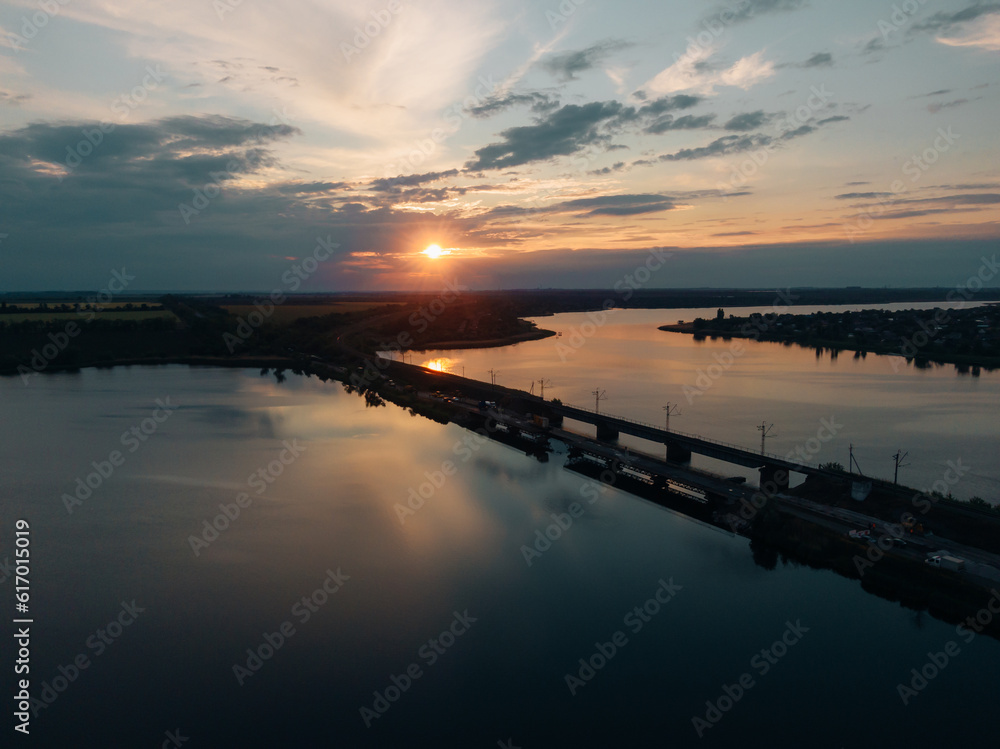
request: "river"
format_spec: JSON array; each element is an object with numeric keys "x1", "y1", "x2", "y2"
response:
[
  {"x1": 412, "y1": 304, "x2": 1000, "y2": 500},
  {"x1": 1, "y1": 364, "x2": 997, "y2": 746}
]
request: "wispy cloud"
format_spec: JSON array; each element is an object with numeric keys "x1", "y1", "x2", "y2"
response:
[{"x1": 645, "y1": 46, "x2": 775, "y2": 96}]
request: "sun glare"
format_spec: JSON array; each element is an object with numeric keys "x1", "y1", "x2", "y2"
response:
[{"x1": 422, "y1": 244, "x2": 448, "y2": 259}]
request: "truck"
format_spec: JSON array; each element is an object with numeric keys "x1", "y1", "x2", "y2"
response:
[{"x1": 925, "y1": 555, "x2": 966, "y2": 572}]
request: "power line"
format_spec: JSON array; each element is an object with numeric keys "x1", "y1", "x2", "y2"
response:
[
  {"x1": 592, "y1": 389, "x2": 607, "y2": 413},
  {"x1": 757, "y1": 421, "x2": 774, "y2": 455},
  {"x1": 892, "y1": 449, "x2": 910, "y2": 485},
  {"x1": 662, "y1": 402, "x2": 681, "y2": 432}
]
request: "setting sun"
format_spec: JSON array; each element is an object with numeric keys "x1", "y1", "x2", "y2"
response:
[{"x1": 422, "y1": 244, "x2": 448, "y2": 259}]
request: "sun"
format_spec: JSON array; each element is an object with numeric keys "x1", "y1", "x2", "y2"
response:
[{"x1": 422, "y1": 244, "x2": 444, "y2": 259}]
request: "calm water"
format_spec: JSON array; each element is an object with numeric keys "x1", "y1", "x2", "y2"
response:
[
  {"x1": 1, "y1": 365, "x2": 998, "y2": 747},
  {"x1": 414, "y1": 305, "x2": 1000, "y2": 499}
]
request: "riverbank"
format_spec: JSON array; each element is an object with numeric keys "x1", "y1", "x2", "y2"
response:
[
  {"x1": 659, "y1": 311, "x2": 1000, "y2": 371},
  {"x1": 407, "y1": 328, "x2": 556, "y2": 351}
]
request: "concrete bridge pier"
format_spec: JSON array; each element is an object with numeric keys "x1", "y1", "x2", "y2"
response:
[
  {"x1": 759, "y1": 464, "x2": 790, "y2": 493},
  {"x1": 596, "y1": 421, "x2": 620, "y2": 441},
  {"x1": 666, "y1": 442, "x2": 692, "y2": 464}
]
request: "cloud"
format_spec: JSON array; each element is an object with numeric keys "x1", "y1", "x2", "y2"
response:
[
  {"x1": 724, "y1": 110, "x2": 771, "y2": 131},
  {"x1": 645, "y1": 47, "x2": 775, "y2": 96},
  {"x1": 816, "y1": 115, "x2": 849, "y2": 125},
  {"x1": 645, "y1": 114, "x2": 716, "y2": 133},
  {"x1": 0, "y1": 91, "x2": 31, "y2": 106},
  {"x1": 367, "y1": 169, "x2": 460, "y2": 192},
  {"x1": 557, "y1": 194, "x2": 677, "y2": 216},
  {"x1": 464, "y1": 101, "x2": 624, "y2": 171},
  {"x1": 464, "y1": 95, "x2": 706, "y2": 171},
  {"x1": 540, "y1": 40, "x2": 632, "y2": 82},
  {"x1": 912, "y1": 3, "x2": 1000, "y2": 34},
  {"x1": 659, "y1": 133, "x2": 773, "y2": 161},
  {"x1": 714, "y1": 0, "x2": 807, "y2": 24},
  {"x1": 835, "y1": 192, "x2": 894, "y2": 200},
  {"x1": 927, "y1": 98, "x2": 974, "y2": 113},
  {"x1": 801, "y1": 52, "x2": 833, "y2": 67},
  {"x1": 934, "y1": 13, "x2": 1000, "y2": 50},
  {"x1": 466, "y1": 92, "x2": 560, "y2": 119}
]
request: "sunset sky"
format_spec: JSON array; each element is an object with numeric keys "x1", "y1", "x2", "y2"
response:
[{"x1": 1, "y1": 0, "x2": 998, "y2": 290}]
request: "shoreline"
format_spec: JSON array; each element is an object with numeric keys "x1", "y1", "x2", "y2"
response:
[
  {"x1": 658, "y1": 323, "x2": 1000, "y2": 369},
  {"x1": 405, "y1": 327, "x2": 557, "y2": 352}
]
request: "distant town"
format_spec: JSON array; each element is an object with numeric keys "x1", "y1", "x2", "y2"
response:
[{"x1": 662, "y1": 305, "x2": 1000, "y2": 370}]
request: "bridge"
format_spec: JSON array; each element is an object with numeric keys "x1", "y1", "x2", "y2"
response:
[{"x1": 547, "y1": 402, "x2": 838, "y2": 490}]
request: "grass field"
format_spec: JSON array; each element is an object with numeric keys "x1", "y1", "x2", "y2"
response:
[{"x1": 222, "y1": 302, "x2": 398, "y2": 323}]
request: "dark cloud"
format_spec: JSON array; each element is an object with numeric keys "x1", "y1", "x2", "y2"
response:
[
  {"x1": 0, "y1": 91, "x2": 31, "y2": 106},
  {"x1": 276, "y1": 181, "x2": 350, "y2": 194},
  {"x1": 724, "y1": 110, "x2": 770, "y2": 131},
  {"x1": 465, "y1": 95, "x2": 705, "y2": 171},
  {"x1": 713, "y1": 231, "x2": 757, "y2": 236},
  {"x1": 659, "y1": 134, "x2": 773, "y2": 161},
  {"x1": 816, "y1": 115, "x2": 850, "y2": 125},
  {"x1": 465, "y1": 101, "x2": 624, "y2": 171},
  {"x1": 557, "y1": 194, "x2": 677, "y2": 216},
  {"x1": 645, "y1": 114, "x2": 716, "y2": 133},
  {"x1": 540, "y1": 40, "x2": 631, "y2": 82},
  {"x1": 911, "y1": 3, "x2": 1000, "y2": 34},
  {"x1": 802, "y1": 52, "x2": 833, "y2": 67},
  {"x1": 835, "y1": 192, "x2": 894, "y2": 200},
  {"x1": 466, "y1": 92, "x2": 560, "y2": 119},
  {"x1": 588, "y1": 161, "x2": 627, "y2": 175},
  {"x1": 928, "y1": 98, "x2": 973, "y2": 114},
  {"x1": 367, "y1": 169, "x2": 460, "y2": 192},
  {"x1": 713, "y1": 0, "x2": 807, "y2": 24}
]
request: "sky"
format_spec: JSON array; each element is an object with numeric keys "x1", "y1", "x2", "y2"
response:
[{"x1": 0, "y1": 0, "x2": 999, "y2": 291}]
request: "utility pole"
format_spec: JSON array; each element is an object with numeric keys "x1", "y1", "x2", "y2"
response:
[
  {"x1": 488, "y1": 369, "x2": 499, "y2": 393},
  {"x1": 663, "y1": 402, "x2": 680, "y2": 431},
  {"x1": 538, "y1": 378, "x2": 551, "y2": 400},
  {"x1": 593, "y1": 389, "x2": 607, "y2": 413},
  {"x1": 849, "y1": 444, "x2": 864, "y2": 476},
  {"x1": 757, "y1": 421, "x2": 774, "y2": 455},
  {"x1": 892, "y1": 449, "x2": 909, "y2": 485}
]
